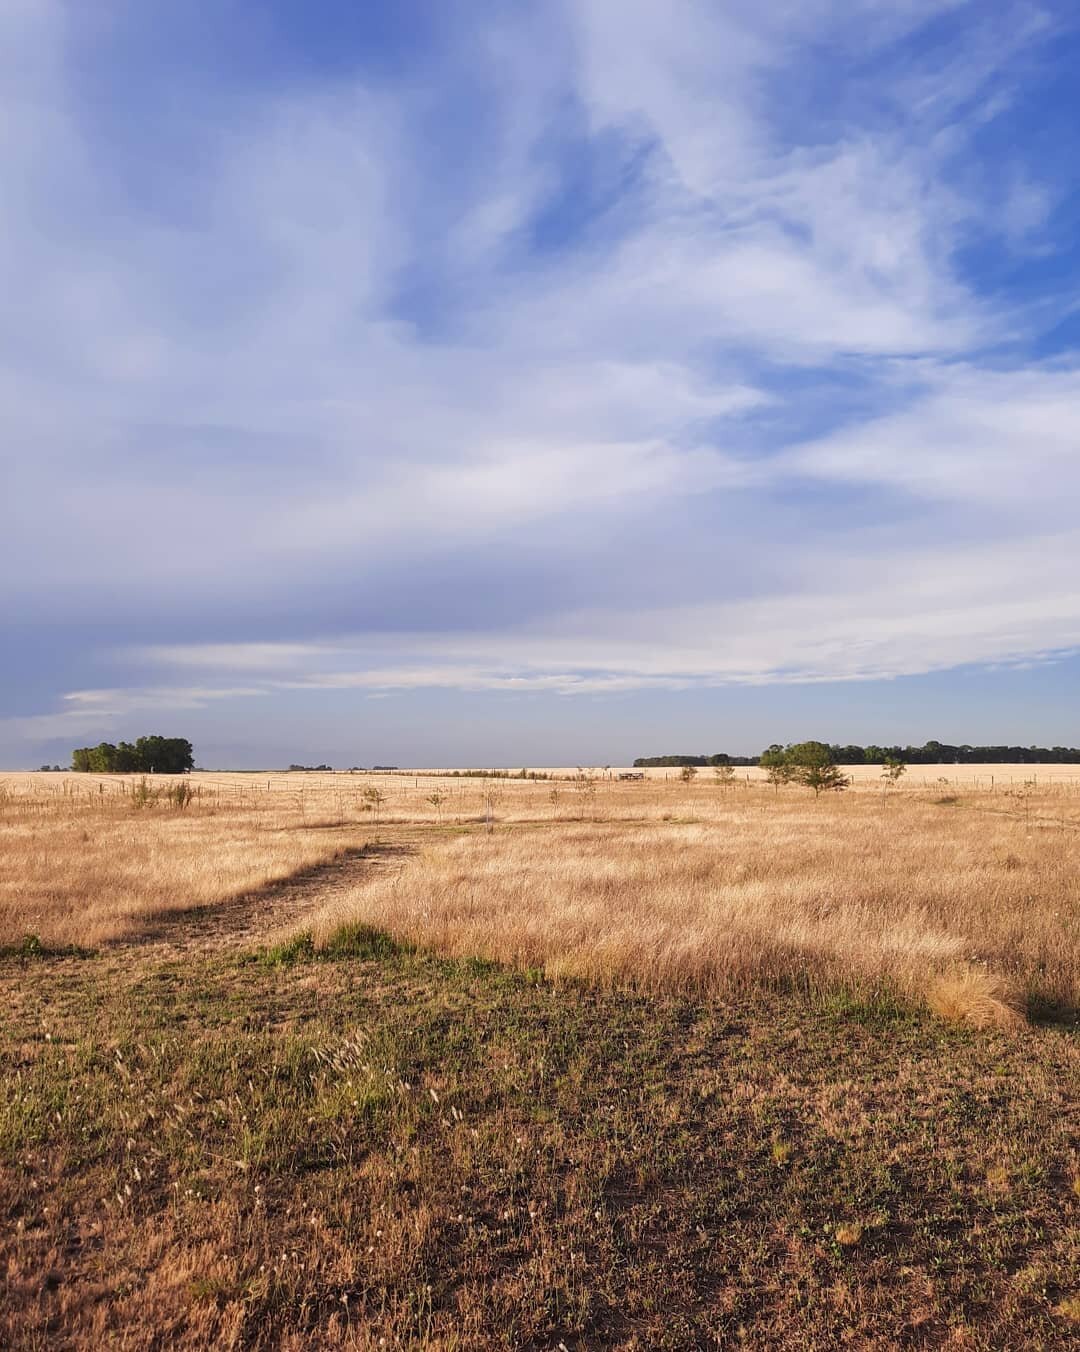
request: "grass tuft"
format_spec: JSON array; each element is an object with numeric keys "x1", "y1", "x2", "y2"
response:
[
  {"x1": 320, "y1": 922, "x2": 410, "y2": 961},
  {"x1": 927, "y1": 967, "x2": 1026, "y2": 1031},
  {"x1": 262, "y1": 932, "x2": 316, "y2": 967}
]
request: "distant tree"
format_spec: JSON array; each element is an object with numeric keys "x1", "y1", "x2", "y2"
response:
[
  {"x1": 72, "y1": 736, "x2": 193, "y2": 774},
  {"x1": 113, "y1": 741, "x2": 141, "y2": 773},
  {"x1": 879, "y1": 755, "x2": 906, "y2": 805},
  {"x1": 680, "y1": 764, "x2": 698, "y2": 783},
  {"x1": 783, "y1": 742, "x2": 851, "y2": 798},
  {"x1": 881, "y1": 756, "x2": 906, "y2": 783},
  {"x1": 134, "y1": 736, "x2": 194, "y2": 773},
  {"x1": 759, "y1": 744, "x2": 793, "y2": 791},
  {"x1": 571, "y1": 770, "x2": 598, "y2": 818},
  {"x1": 88, "y1": 743, "x2": 118, "y2": 773},
  {"x1": 713, "y1": 764, "x2": 736, "y2": 785}
]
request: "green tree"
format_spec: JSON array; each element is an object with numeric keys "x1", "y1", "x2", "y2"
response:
[
  {"x1": 759, "y1": 744, "x2": 792, "y2": 790},
  {"x1": 135, "y1": 736, "x2": 194, "y2": 774},
  {"x1": 784, "y1": 741, "x2": 850, "y2": 798},
  {"x1": 87, "y1": 743, "x2": 118, "y2": 773},
  {"x1": 880, "y1": 755, "x2": 906, "y2": 804},
  {"x1": 72, "y1": 736, "x2": 194, "y2": 774},
  {"x1": 113, "y1": 741, "x2": 141, "y2": 772}
]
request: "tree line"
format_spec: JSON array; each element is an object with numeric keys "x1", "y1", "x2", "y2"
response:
[
  {"x1": 636, "y1": 740, "x2": 1080, "y2": 767},
  {"x1": 71, "y1": 736, "x2": 194, "y2": 774}
]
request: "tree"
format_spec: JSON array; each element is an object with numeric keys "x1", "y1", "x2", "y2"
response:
[
  {"x1": 361, "y1": 785, "x2": 386, "y2": 821},
  {"x1": 571, "y1": 771, "x2": 597, "y2": 819},
  {"x1": 88, "y1": 743, "x2": 118, "y2": 773},
  {"x1": 135, "y1": 736, "x2": 194, "y2": 774},
  {"x1": 760, "y1": 744, "x2": 793, "y2": 791},
  {"x1": 880, "y1": 755, "x2": 906, "y2": 798},
  {"x1": 713, "y1": 764, "x2": 736, "y2": 785},
  {"x1": 113, "y1": 742, "x2": 141, "y2": 773},
  {"x1": 783, "y1": 742, "x2": 851, "y2": 798},
  {"x1": 680, "y1": 764, "x2": 698, "y2": 783}
]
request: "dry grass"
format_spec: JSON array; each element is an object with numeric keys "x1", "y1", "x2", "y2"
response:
[
  {"x1": 3, "y1": 945, "x2": 1077, "y2": 1350},
  {"x1": 2, "y1": 769, "x2": 1078, "y2": 1348},
  {"x1": 0, "y1": 778, "x2": 370, "y2": 948},
  {"x1": 2, "y1": 769, "x2": 1078, "y2": 1020},
  {"x1": 927, "y1": 968, "x2": 1026, "y2": 1031},
  {"x1": 306, "y1": 791, "x2": 1080, "y2": 1021}
]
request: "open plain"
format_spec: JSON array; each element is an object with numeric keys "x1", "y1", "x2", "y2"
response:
[{"x1": 2, "y1": 768, "x2": 1078, "y2": 1348}]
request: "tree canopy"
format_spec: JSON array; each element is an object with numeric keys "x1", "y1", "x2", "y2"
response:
[
  {"x1": 72, "y1": 737, "x2": 194, "y2": 774},
  {"x1": 637, "y1": 741, "x2": 1080, "y2": 767}
]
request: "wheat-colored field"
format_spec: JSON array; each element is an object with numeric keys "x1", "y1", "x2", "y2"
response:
[
  {"x1": 0, "y1": 773, "x2": 372, "y2": 948},
  {"x1": 307, "y1": 778, "x2": 1079, "y2": 1023},
  {"x1": 2, "y1": 767, "x2": 1077, "y2": 1020}
]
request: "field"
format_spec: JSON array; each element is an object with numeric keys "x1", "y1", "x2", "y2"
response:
[{"x1": 1, "y1": 769, "x2": 1078, "y2": 1348}]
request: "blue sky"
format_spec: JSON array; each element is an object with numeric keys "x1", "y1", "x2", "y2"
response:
[{"x1": 4, "y1": 0, "x2": 1080, "y2": 768}]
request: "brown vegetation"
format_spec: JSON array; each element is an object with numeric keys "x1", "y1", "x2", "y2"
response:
[
  {"x1": 3, "y1": 769, "x2": 1078, "y2": 1022},
  {"x1": 0, "y1": 775, "x2": 370, "y2": 948},
  {"x1": 1, "y1": 768, "x2": 1078, "y2": 1347}
]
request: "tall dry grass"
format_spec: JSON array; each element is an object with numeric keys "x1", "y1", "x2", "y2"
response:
[
  {"x1": 3, "y1": 770, "x2": 1079, "y2": 1021},
  {"x1": 308, "y1": 792, "x2": 1080, "y2": 1020},
  {"x1": 0, "y1": 779, "x2": 369, "y2": 947}
]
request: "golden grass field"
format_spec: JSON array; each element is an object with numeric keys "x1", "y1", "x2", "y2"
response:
[
  {"x1": 2, "y1": 767, "x2": 1078, "y2": 1348},
  {"x1": 3, "y1": 766, "x2": 1078, "y2": 1022}
]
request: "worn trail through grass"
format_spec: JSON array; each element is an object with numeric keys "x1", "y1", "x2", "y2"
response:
[{"x1": 123, "y1": 835, "x2": 420, "y2": 959}]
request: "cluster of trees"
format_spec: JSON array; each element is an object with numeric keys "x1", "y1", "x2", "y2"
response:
[
  {"x1": 71, "y1": 736, "x2": 194, "y2": 774},
  {"x1": 828, "y1": 742, "x2": 1080, "y2": 764},
  {"x1": 288, "y1": 763, "x2": 333, "y2": 772},
  {"x1": 675, "y1": 742, "x2": 909, "y2": 796},
  {"x1": 637, "y1": 740, "x2": 1080, "y2": 767},
  {"x1": 759, "y1": 742, "x2": 856, "y2": 796}
]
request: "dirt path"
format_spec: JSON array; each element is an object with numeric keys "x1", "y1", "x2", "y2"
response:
[{"x1": 130, "y1": 836, "x2": 418, "y2": 958}]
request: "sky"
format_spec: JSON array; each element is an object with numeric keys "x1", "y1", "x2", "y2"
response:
[{"x1": 4, "y1": 0, "x2": 1080, "y2": 768}]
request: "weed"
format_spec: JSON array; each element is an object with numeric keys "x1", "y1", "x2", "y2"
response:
[{"x1": 262, "y1": 932, "x2": 316, "y2": 967}]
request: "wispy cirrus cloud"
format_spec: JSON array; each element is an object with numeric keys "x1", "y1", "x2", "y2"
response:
[{"x1": 2, "y1": 1, "x2": 1079, "y2": 761}]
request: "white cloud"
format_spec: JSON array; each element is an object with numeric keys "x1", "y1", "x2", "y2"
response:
[
  {"x1": 787, "y1": 363, "x2": 1080, "y2": 513},
  {"x1": 1, "y1": 1, "x2": 1077, "y2": 756}
]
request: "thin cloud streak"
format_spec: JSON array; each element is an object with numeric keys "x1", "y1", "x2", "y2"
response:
[{"x1": 1, "y1": 2, "x2": 1078, "y2": 759}]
